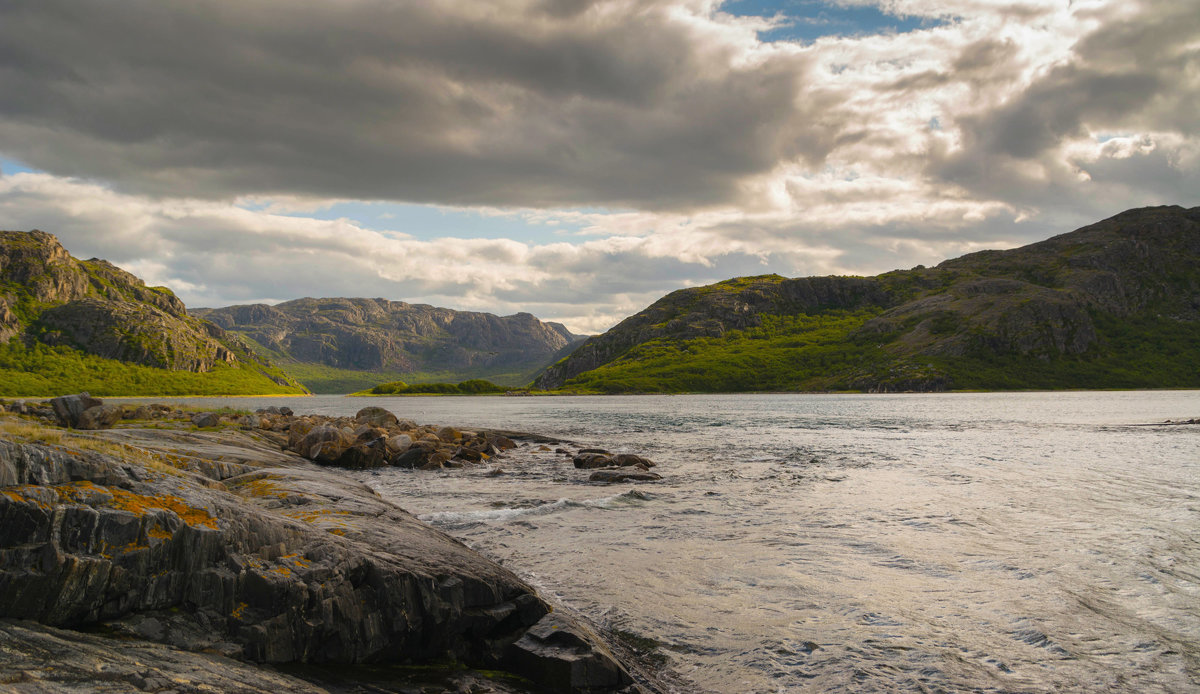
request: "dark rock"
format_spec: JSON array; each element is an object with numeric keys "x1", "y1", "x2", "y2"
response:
[
  {"x1": 589, "y1": 469, "x2": 663, "y2": 484},
  {"x1": 505, "y1": 612, "x2": 632, "y2": 692},
  {"x1": 392, "y1": 445, "x2": 434, "y2": 469},
  {"x1": 191, "y1": 411, "x2": 220, "y2": 428},
  {"x1": 612, "y1": 454, "x2": 654, "y2": 468},
  {"x1": 278, "y1": 407, "x2": 294, "y2": 416},
  {"x1": 579, "y1": 448, "x2": 610, "y2": 455},
  {"x1": 50, "y1": 392, "x2": 103, "y2": 428},
  {"x1": 574, "y1": 453, "x2": 613, "y2": 469},
  {"x1": 77, "y1": 404, "x2": 124, "y2": 430},
  {"x1": 355, "y1": 406, "x2": 398, "y2": 428}
]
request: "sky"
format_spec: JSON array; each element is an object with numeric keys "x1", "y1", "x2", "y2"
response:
[{"x1": 0, "y1": 0, "x2": 1195, "y2": 334}]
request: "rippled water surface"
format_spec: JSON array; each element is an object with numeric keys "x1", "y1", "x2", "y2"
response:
[{"x1": 146, "y1": 392, "x2": 1200, "y2": 692}]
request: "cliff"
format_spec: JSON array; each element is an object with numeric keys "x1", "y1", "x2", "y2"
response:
[
  {"x1": 0, "y1": 230, "x2": 306, "y2": 396},
  {"x1": 535, "y1": 205, "x2": 1200, "y2": 392},
  {"x1": 195, "y1": 299, "x2": 586, "y2": 393}
]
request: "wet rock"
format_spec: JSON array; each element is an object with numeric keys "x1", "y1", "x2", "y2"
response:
[
  {"x1": 191, "y1": 411, "x2": 221, "y2": 428},
  {"x1": 589, "y1": 469, "x2": 663, "y2": 484},
  {"x1": 613, "y1": 454, "x2": 654, "y2": 468},
  {"x1": 355, "y1": 406, "x2": 398, "y2": 428},
  {"x1": 574, "y1": 453, "x2": 613, "y2": 469},
  {"x1": 437, "y1": 426, "x2": 462, "y2": 443},
  {"x1": 77, "y1": 404, "x2": 124, "y2": 430},
  {"x1": 50, "y1": 392, "x2": 103, "y2": 428},
  {"x1": 505, "y1": 612, "x2": 632, "y2": 692},
  {"x1": 491, "y1": 435, "x2": 518, "y2": 450}
]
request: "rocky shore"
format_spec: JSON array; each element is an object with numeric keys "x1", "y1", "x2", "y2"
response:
[{"x1": 0, "y1": 394, "x2": 662, "y2": 693}]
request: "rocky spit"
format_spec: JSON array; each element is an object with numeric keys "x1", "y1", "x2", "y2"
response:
[{"x1": 0, "y1": 393, "x2": 664, "y2": 693}]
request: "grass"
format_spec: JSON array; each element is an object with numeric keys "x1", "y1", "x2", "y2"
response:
[
  {"x1": 560, "y1": 310, "x2": 888, "y2": 393},
  {"x1": 0, "y1": 339, "x2": 308, "y2": 397}
]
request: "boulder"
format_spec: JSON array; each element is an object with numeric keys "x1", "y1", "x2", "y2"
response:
[
  {"x1": 77, "y1": 404, "x2": 124, "y2": 430},
  {"x1": 573, "y1": 453, "x2": 613, "y2": 469},
  {"x1": 588, "y1": 469, "x2": 663, "y2": 484},
  {"x1": 190, "y1": 412, "x2": 221, "y2": 428},
  {"x1": 50, "y1": 392, "x2": 103, "y2": 428},
  {"x1": 613, "y1": 454, "x2": 654, "y2": 468},
  {"x1": 385, "y1": 434, "x2": 412, "y2": 455},
  {"x1": 436, "y1": 426, "x2": 462, "y2": 443},
  {"x1": 504, "y1": 612, "x2": 632, "y2": 692},
  {"x1": 355, "y1": 406, "x2": 399, "y2": 429}
]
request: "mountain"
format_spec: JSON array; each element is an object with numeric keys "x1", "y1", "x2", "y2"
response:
[
  {"x1": 0, "y1": 230, "x2": 306, "y2": 396},
  {"x1": 194, "y1": 299, "x2": 586, "y2": 393},
  {"x1": 535, "y1": 205, "x2": 1200, "y2": 392}
]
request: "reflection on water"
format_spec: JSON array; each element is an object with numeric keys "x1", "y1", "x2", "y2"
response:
[{"x1": 126, "y1": 392, "x2": 1200, "y2": 692}]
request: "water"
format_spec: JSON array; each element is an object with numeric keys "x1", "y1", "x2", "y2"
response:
[{"x1": 126, "y1": 392, "x2": 1200, "y2": 692}]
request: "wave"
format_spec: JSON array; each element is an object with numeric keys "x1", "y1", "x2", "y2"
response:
[{"x1": 419, "y1": 489, "x2": 653, "y2": 527}]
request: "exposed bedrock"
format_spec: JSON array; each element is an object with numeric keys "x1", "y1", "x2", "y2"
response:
[{"x1": 0, "y1": 424, "x2": 635, "y2": 692}]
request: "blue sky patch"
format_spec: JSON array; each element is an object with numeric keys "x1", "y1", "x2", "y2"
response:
[{"x1": 723, "y1": 0, "x2": 946, "y2": 43}]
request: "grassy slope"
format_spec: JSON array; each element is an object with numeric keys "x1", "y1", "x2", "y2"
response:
[
  {"x1": 557, "y1": 309, "x2": 1200, "y2": 394},
  {"x1": 0, "y1": 340, "x2": 306, "y2": 397}
]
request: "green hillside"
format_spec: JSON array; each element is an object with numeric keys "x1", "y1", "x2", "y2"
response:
[
  {"x1": 0, "y1": 230, "x2": 307, "y2": 397},
  {"x1": 537, "y1": 205, "x2": 1200, "y2": 393}
]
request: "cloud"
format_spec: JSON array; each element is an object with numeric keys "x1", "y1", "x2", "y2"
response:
[{"x1": 0, "y1": 0, "x2": 820, "y2": 210}]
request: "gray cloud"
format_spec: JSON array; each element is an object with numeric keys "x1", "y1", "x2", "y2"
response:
[{"x1": 0, "y1": 0, "x2": 821, "y2": 210}]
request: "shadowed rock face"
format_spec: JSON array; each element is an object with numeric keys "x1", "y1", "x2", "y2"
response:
[
  {"x1": 195, "y1": 297, "x2": 586, "y2": 379},
  {"x1": 0, "y1": 418, "x2": 637, "y2": 692},
  {"x1": 0, "y1": 230, "x2": 251, "y2": 373},
  {"x1": 535, "y1": 205, "x2": 1200, "y2": 391}
]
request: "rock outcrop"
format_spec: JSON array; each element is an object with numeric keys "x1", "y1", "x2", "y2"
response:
[
  {"x1": 0, "y1": 409, "x2": 640, "y2": 692},
  {"x1": 0, "y1": 229, "x2": 306, "y2": 395}
]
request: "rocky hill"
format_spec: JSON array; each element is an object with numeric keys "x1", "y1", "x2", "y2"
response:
[
  {"x1": 0, "y1": 230, "x2": 305, "y2": 396},
  {"x1": 195, "y1": 299, "x2": 585, "y2": 393},
  {"x1": 535, "y1": 205, "x2": 1200, "y2": 392}
]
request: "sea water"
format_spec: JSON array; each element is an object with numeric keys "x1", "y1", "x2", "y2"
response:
[{"x1": 131, "y1": 391, "x2": 1200, "y2": 693}]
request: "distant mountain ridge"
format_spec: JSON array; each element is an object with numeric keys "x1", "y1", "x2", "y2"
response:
[
  {"x1": 535, "y1": 205, "x2": 1200, "y2": 392},
  {"x1": 194, "y1": 298, "x2": 586, "y2": 393},
  {"x1": 0, "y1": 230, "x2": 305, "y2": 396}
]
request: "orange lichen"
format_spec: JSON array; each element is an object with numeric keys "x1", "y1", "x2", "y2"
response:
[
  {"x1": 231, "y1": 602, "x2": 248, "y2": 619},
  {"x1": 49, "y1": 481, "x2": 218, "y2": 529}
]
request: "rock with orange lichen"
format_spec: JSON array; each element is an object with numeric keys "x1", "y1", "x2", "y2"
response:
[{"x1": 0, "y1": 426, "x2": 634, "y2": 693}]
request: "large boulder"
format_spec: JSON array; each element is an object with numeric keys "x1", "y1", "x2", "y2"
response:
[
  {"x1": 77, "y1": 404, "x2": 124, "y2": 430},
  {"x1": 50, "y1": 392, "x2": 103, "y2": 428},
  {"x1": 355, "y1": 406, "x2": 398, "y2": 429}
]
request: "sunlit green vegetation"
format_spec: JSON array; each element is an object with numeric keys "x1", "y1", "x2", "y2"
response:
[
  {"x1": 560, "y1": 310, "x2": 889, "y2": 393},
  {"x1": 355, "y1": 379, "x2": 509, "y2": 396},
  {"x1": 0, "y1": 339, "x2": 307, "y2": 397}
]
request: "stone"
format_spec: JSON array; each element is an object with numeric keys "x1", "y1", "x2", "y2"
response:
[
  {"x1": 50, "y1": 392, "x2": 103, "y2": 428},
  {"x1": 436, "y1": 426, "x2": 462, "y2": 442},
  {"x1": 589, "y1": 469, "x2": 663, "y2": 484},
  {"x1": 191, "y1": 412, "x2": 220, "y2": 428},
  {"x1": 613, "y1": 453, "x2": 654, "y2": 468},
  {"x1": 77, "y1": 404, "x2": 124, "y2": 430},
  {"x1": 504, "y1": 612, "x2": 632, "y2": 692},
  {"x1": 573, "y1": 453, "x2": 613, "y2": 469},
  {"x1": 385, "y1": 434, "x2": 412, "y2": 454},
  {"x1": 355, "y1": 406, "x2": 399, "y2": 428}
]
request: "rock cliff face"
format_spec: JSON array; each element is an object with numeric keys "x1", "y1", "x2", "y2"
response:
[
  {"x1": 0, "y1": 230, "x2": 269, "y2": 374},
  {"x1": 0, "y1": 410, "x2": 637, "y2": 692},
  {"x1": 535, "y1": 205, "x2": 1200, "y2": 392},
  {"x1": 195, "y1": 297, "x2": 585, "y2": 388}
]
